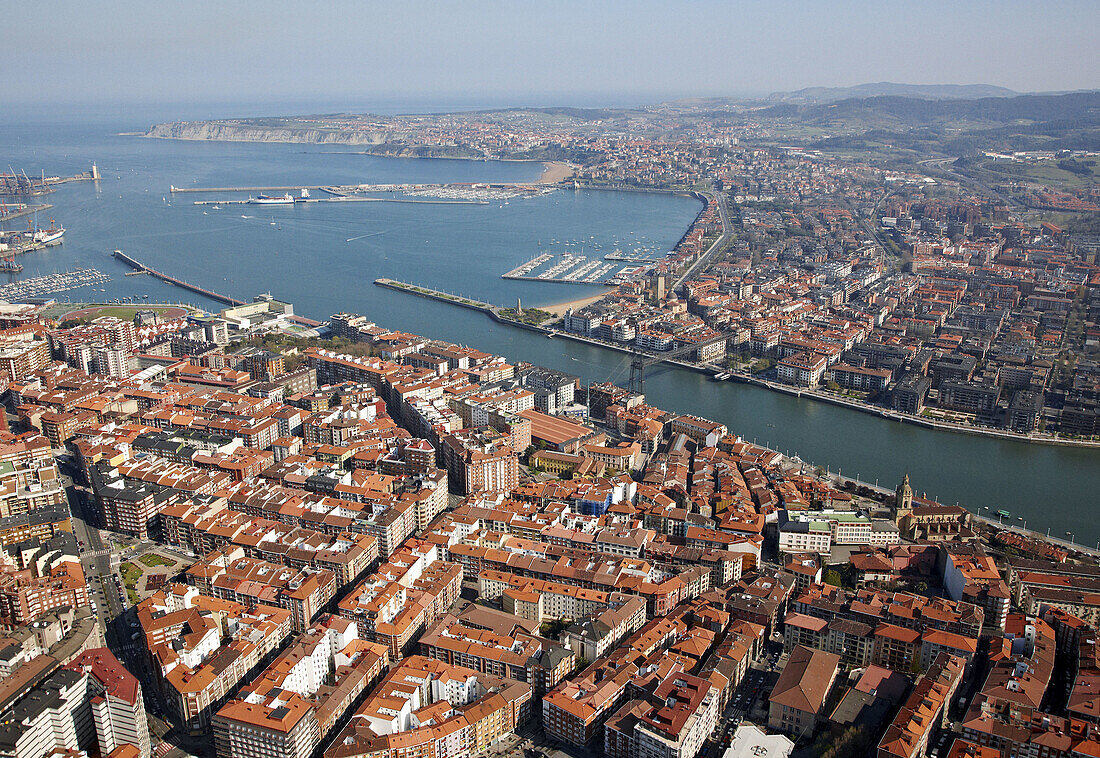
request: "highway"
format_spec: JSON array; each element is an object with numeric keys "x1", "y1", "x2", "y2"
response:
[
  {"x1": 916, "y1": 157, "x2": 1024, "y2": 210},
  {"x1": 671, "y1": 190, "x2": 730, "y2": 291},
  {"x1": 672, "y1": 190, "x2": 731, "y2": 292}
]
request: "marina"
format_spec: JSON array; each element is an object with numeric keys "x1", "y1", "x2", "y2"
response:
[
  {"x1": 401, "y1": 185, "x2": 554, "y2": 201},
  {"x1": 502, "y1": 254, "x2": 555, "y2": 278},
  {"x1": 501, "y1": 252, "x2": 652, "y2": 286},
  {"x1": 603, "y1": 249, "x2": 664, "y2": 261},
  {"x1": 0, "y1": 268, "x2": 110, "y2": 300}
]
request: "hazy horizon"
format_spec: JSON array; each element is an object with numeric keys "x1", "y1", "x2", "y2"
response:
[{"x1": 5, "y1": 1, "x2": 1097, "y2": 110}]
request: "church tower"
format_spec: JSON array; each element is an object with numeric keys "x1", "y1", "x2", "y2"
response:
[{"x1": 895, "y1": 473, "x2": 913, "y2": 519}]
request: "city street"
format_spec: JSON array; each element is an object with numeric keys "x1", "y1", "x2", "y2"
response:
[{"x1": 59, "y1": 457, "x2": 125, "y2": 625}]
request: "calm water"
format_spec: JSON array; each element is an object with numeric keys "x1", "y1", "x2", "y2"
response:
[{"x1": 3, "y1": 106, "x2": 1098, "y2": 544}]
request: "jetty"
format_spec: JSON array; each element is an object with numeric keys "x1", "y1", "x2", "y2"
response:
[
  {"x1": 190, "y1": 197, "x2": 486, "y2": 206},
  {"x1": 6, "y1": 236, "x2": 64, "y2": 257},
  {"x1": 171, "y1": 185, "x2": 324, "y2": 193},
  {"x1": 112, "y1": 250, "x2": 322, "y2": 327},
  {"x1": 170, "y1": 181, "x2": 549, "y2": 204},
  {"x1": 112, "y1": 250, "x2": 245, "y2": 306},
  {"x1": 0, "y1": 203, "x2": 54, "y2": 224},
  {"x1": 374, "y1": 279, "x2": 497, "y2": 315},
  {"x1": 502, "y1": 254, "x2": 553, "y2": 278},
  {"x1": 604, "y1": 250, "x2": 660, "y2": 262}
]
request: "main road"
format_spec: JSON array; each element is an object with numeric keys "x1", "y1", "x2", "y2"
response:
[
  {"x1": 60, "y1": 458, "x2": 125, "y2": 623},
  {"x1": 672, "y1": 191, "x2": 730, "y2": 291}
]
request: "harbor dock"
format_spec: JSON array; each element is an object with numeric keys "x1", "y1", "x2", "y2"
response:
[
  {"x1": 0, "y1": 203, "x2": 54, "y2": 224},
  {"x1": 502, "y1": 254, "x2": 554, "y2": 278},
  {"x1": 112, "y1": 250, "x2": 245, "y2": 306},
  {"x1": 374, "y1": 279, "x2": 498, "y2": 315},
  {"x1": 190, "y1": 197, "x2": 487, "y2": 206},
  {"x1": 170, "y1": 180, "x2": 553, "y2": 205},
  {"x1": 500, "y1": 252, "x2": 638, "y2": 286},
  {"x1": 111, "y1": 250, "x2": 322, "y2": 327},
  {"x1": 5, "y1": 237, "x2": 64, "y2": 256},
  {"x1": 172, "y1": 185, "x2": 324, "y2": 193}
]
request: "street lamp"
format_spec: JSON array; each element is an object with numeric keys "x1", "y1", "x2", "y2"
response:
[{"x1": 1067, "y1": 531, "x2": 1076, "y2": 545}]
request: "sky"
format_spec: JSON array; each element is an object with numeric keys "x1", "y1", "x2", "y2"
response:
[{"x1": 4, "y1": 0, "x2": 1098, "y2": 111}]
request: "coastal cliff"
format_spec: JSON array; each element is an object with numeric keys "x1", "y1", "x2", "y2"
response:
[
  {"x1": 145, "y1": 120, "x2": 397, "y2": 145},
  {"x1": 143, "y1": 120, "x2": 572, "y2": 162}
]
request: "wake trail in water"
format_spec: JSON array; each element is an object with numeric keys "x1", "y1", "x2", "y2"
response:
[
  {"x1": 347, "y1": 231, "x2": 387, "y2": 242},
  {"x1": 112, "y1": 225, "x2": 239, "y2": 241}
]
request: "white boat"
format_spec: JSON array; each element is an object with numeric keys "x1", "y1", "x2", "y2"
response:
[
  {"x1": 32, "y1": 226, "x2": 65, "y2": 244},
  {"x1": 247, "y1": 193, "x2": 294, "y2": 205}
]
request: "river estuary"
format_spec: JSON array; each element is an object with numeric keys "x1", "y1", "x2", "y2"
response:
[{"x1": 3, "y1": 104, "x2": 1098, "y2": 544}]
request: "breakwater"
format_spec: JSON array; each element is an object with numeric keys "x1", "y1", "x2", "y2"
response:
[
  {"x1": 0, "y1": 203, "x2": 54, "y2": 224},
  {"x1": 374, "y1": 278, "x2": 497, "y2": 314},
  {"x1": 112, "y1": 250, "x2": 245, "y2": 306}
]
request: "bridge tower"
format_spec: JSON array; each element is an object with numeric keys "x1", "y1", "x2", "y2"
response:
[{"x1": 628, "y1": 351, "x2": 646, "y2": 394}]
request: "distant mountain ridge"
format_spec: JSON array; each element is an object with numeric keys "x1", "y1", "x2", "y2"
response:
[
  {"x1": 766, "y1": 82, "x2": 1019, "y2": 104},
  {"x1": 758, "y1": 91, "x2": 1100, "y2": 124}
]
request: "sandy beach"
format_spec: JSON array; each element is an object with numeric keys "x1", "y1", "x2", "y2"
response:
[
  {"x1": 544, "y1": 289, "x2": 612, "y2": 317},
  {"x1": 539, "y1": 161, "x2": 575, "y2": 184}
]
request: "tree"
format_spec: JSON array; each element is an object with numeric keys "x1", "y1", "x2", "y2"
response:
[
  {"x1": 816, "y1": 726, "x2": 873, "y2": 758},
  {"x1": 824, "y1": 569, "x2": 842, "y2": 587}
]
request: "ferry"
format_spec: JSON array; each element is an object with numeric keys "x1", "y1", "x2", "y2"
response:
[
  {"x1": 34, "y1": 227, "x2": 65, "y2": 244},
  {"x1": 25, "y1": 219, "x2": 64, "y2": 244},
  {"x1": 247, "y1": 193, "x2": 294, "y2": 205}
]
